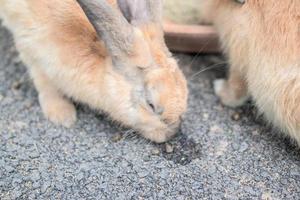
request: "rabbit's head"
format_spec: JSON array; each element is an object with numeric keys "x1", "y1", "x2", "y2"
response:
[{"x1": 77, "y1": 0, "x2": 188, "y2": 142}]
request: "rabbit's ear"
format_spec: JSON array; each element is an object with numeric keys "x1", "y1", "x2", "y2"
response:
[
  {"x1": 76, "y1": 0, "x2": 134, "y2": 59},
  {"x1": 117, "y1": 0, "x2": 163, "y2": 26}
]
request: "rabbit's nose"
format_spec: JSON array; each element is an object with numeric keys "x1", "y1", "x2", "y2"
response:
[{"x1": 165, "y1": 120, "x2": 182, "y2": 140}]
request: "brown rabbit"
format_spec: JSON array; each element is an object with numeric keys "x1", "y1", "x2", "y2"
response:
[
  {"x1": 200, "y1": 0, "x2": 300, "y2": 145},
  {"x1": 0, "y1": 0, "x2": 188, "y2": 143}
]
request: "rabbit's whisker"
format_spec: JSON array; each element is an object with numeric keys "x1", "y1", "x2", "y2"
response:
[{"x1": 189, "y1": 61, "x2": 227, "y2": 81}]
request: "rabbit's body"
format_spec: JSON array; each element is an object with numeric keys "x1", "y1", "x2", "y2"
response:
[
  {"x1": 0, "y1": 0, "x2": 188, "y2": 143},
  {"x1": 201, "y1": 0, "x2": 300, "y2": 145}
]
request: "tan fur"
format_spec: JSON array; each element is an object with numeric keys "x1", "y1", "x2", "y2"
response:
[
  {"x1": 0, "y1": 0, "x2": 187, "y2": 143},
  {"x1": 200, "y1": 0, "x2": 300, "y2": 145}
]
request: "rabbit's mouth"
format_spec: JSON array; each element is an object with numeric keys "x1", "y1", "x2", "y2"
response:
[
  {"x1": 134, "y1": 101, "x2": 183, "y2": 143},
  {"x1": 141, "y1": 122, "x2": 181, "y2": 143},
  {"x1": 166, "y1": 119, "x2": 182, "y2": 136}
]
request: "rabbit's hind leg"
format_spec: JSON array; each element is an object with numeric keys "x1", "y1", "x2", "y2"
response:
[
  {"x1": 30, "y1": 66, "x2": 77, "y2": 127},
  {"x1": 214, "y1": 68, "x2": 249, "y2": 108}
]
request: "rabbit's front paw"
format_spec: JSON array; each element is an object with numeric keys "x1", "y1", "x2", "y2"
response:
[
  {"x1": 213, "y1": 79, "x2": 248, "y2": 108},
  {"x1": 39, "y1": 94, "x2": 77, "y2": 127}
]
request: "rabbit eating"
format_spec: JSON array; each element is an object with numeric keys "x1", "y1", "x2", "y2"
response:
[
  {"x1": 0, "y1": 0, "x2": 188, "y2": 143},
  {"x1": 200, "y1": 0, "x2": 300, "y2": 145}
]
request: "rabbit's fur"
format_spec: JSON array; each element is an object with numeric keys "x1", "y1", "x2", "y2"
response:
[
  {"x1": 200, "y1": 0, "x2": 300, "y2": 145},
  {"x1": 0, "y1": 0, "x2": 188, "y2": 143}
]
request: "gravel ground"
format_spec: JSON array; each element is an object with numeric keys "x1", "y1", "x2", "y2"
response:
[{"x1": 0, "y1": 22, "x2": 300, "y2": 200}]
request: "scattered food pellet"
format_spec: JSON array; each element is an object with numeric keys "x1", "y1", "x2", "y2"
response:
[
  {"x1": 231, "y1": 112, "x2": 241, "y2": 121},
  {"x1": 165, "y1": 143, "x2": 174, "y2": 153},
  {"x1": 111, "y1": 133, "x2": 122, "y2": 142},
  {"x1": 151, "y1": 148, "x2": 160, "y2": 155}
]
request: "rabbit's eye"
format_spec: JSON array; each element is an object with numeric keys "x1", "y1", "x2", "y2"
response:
[
  {"x1": 234, "y1": 0, "x2": 245, "y2": 4},
  {"x1": 136, "y1": 65, "x2": 151, "y2": 70},
  {"x1": 136, "y1": 66, "x2": 147, "y2": 70}
]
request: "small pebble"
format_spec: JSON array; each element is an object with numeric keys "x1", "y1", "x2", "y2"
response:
[
  {"x1": 203, "y1": 113, "x2": 209, "y2": 121},
  {"x1": 165, "y1": 143, "x2": 174, "y2": 153},
  {"x1": 231, "y1": 112, "x2": 241, "y2": 121},
  {"x1": 209, "y1": 125, "x2": 223, "y2": 134},
  {"x1": 111, "y1": 133, "x2": 122, "y2": 142},
  {"x1": 29, "y1": 151, "x2": 40, "y2": 159},
  {"x1": 179, "y1": 155, "x2": 190, "y2": 165},
  {"x1": 261, "y1": 192, "x2": 272, "y2": 200},
  {"x1": 252, "y1": 130, "x2": 260, "y2": 136},
  {"x1": 143, "y1": 155, "x2": 151, "y2": 162},
  {"x1": 151, "y1": 148, "x2": 160, "y2": 155},
  {"x1": 239, "y1": 142, "x2": 249, "y2": 152}
]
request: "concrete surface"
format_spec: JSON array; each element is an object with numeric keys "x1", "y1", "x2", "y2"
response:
[
  {"x1": 0, "y1": 23, "x2": 300, "y2": 200},
  {"x1": 164, "y1": 0, "x2": 200, "y2": 24}
]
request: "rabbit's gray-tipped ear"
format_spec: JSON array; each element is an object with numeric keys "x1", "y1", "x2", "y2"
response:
[
  {"x1": 76, "y1": 0, "x2": 134, "y2": 58},
  {"x1": 117, "y1": 0, "x2": 163, "y2": 26}
]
